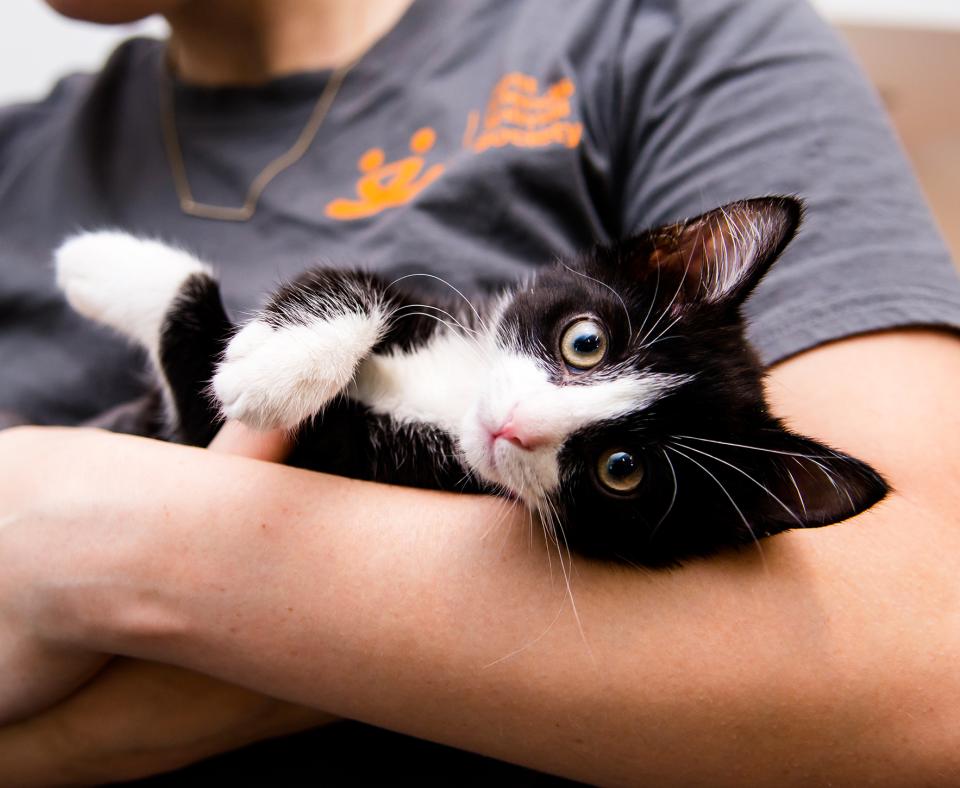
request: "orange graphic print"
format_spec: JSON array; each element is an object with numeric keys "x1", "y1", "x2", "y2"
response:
[
  {"x1": 325, "y1": 127, "x2": 445, "y2": 220},
  {"x1": 463, "y1": 73, "x2": 583, "y2": 153}
]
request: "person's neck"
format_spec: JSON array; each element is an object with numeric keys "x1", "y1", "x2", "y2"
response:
[{"x1": 165, "y1": 0, "x2": 414, "y2": 86}]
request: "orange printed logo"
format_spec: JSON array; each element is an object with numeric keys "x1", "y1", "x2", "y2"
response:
[
  {"x1": 325, "y1": 127, "x2": 445, "y2": 221},
  {"x1": 324, "y1": 74, "x2": 583, "y2": 222},
  {"x1": 463, "y1": 72, "x2": 583, "y2": 153}
]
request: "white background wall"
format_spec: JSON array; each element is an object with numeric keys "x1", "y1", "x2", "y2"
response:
[
  {"x1": 0, "y1": 0, "x2": 958, "y2": 104},
  {"x1": 809, "y1": 0, "x2": 960, "y2": 29},
  {"x1": 0, "y1": 2, "x2": 165, "y2": 104}
]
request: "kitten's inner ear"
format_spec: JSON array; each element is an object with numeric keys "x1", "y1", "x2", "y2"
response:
[
  {"x1": 637, "y1": 197, "x2": 802, "y2": 309},
  {"x1": 747, "y1": 430, "x2": 888, "y2": 532}
]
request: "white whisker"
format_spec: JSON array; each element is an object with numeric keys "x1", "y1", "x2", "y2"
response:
[
  {"x1": 637, "y1": 231, "x2": 695, "y2": 347},
  {"x1": 666, "y1": 444, "x2": 767, "y2": 570},
  {"x1": 640, "y1": 312, "x2": 684, "y2": 351},
  {"x1": 650, "y1": 448, "x2": 679, "y2": 540},
  {"x1": 634, "y1": 264, "x2": 661, "y2": 344},
  {"x1": 674, "y1": 433, "x2": 841, "y2": 460},
  {"x1": 559, "y1": 262, "x2": 632, "y2": 339},
  {"x1": 482, "y1": 600, "x2": 566, "y2": 669},
  {"x1": 534, "y1": 501, "x2": 555, "y2": 580},
  {"x1": 545, "y1": 495, "x2": 595, "y2": 665},
  {"x1": 673, "y1": 433, "x2": 855, "y2": 509},
  {"x1": 390, "y1": 311, "x2": 490, "y2": 365},
  {"x1": 670, "y1": 440, "x2": 803, "y2": 526},
  {"x1": 393, "y1": 302, "x2": 483, "y2": 338},
  {"x1": 387, "y1": 273, "x2": 487, "y2": 332},
  {"x1": 786, "y1": 466, "x2": 807, "y2": 517}
]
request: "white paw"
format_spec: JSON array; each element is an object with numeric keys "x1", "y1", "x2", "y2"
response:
[
  {"x1": 212, "y1": 312, "x2": 381, "y2": 430},
  {"x1": 56, "y1": 231, "x2": 212, "y2": 349}
]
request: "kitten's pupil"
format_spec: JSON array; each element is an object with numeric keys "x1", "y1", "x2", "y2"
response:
[
  {"x1": 607, "y1": 451, "x2": 635, "y2": 478},
  {"x1": 597, "y1": 448, "x2": 644, "y2": 493},
  {"x1": 573, "y1": 333, "x2": 601, "y2": 354}
]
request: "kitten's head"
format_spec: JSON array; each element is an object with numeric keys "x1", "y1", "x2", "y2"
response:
[{"x1": 459, "y1": 197, "x2": 887, "y2": 565}]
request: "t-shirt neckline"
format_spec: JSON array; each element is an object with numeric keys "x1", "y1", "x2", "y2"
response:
[{"x1": 156, "y1": 0, "x2": 428, "y2": 116}]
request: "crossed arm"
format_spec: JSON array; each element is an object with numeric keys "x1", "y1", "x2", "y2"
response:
[{"x1": 1, "y1": 329, "x2": 959, "y2": 786}]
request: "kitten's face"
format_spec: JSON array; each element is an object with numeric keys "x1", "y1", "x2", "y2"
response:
[
  {"x1": 459, "y1": 198, "x2": 887, "y2": 564},
  {"x1": 458, "y1": 277, "x2": 690, "y2": 506}
]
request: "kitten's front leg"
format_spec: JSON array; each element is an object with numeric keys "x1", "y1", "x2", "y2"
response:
[{"x1": 214, "y1": 270, "x2": 397, "y2": 430}]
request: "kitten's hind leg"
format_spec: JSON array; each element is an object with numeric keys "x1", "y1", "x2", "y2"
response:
[
  {"x1": 159, "y1": 274, "x2": 232, "y2": 445},
  {"x1": 56, "y1": 232, "x2": 214, "y2": 352},
  {"x1": 56, "y1": 232, "x2": 230, "y2": 444},
  {"x1": 213, "y1": 270, "x2": 395, "y2": 430}
]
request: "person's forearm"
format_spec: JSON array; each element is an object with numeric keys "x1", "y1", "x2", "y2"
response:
[
  {"x1": 32, "y1": 465, "x2": 960, "y2": 783},
  {"x1": 5, "y1": 331, "x2": 960, "y2": 786},
  {"x1": 0, "y1": 423, "x2": 334, "y2": 784}
]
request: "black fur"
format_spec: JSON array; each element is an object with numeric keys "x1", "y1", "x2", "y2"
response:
[
  {"x1": 159, "y1": 273, "x2": 232, "y2": 446},
  {"x1": 149, "y1": 197, "x2": 888, "y2": 566}
]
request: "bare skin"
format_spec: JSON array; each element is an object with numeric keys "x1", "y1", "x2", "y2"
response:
[
  {"x1": 5, "y1": 2, "x2": 958, "y2": 784},
  {"x1": 45, "y1": 0, "x2": 415, "y2": 83},
  {"x1": 1, "y1": 330, "x2": 959, "y2": 785},
  {"x1": 0, "y1": 425, "x2": 333, "y2": 783}
]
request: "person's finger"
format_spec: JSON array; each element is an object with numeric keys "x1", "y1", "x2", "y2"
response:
[{"x1": 207, "y1": 421, "x2": 291, "y2": 462}]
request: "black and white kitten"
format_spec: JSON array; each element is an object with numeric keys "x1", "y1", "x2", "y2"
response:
[{"x1": 56, "y1": 197, "x2": 887, "y2": 566}]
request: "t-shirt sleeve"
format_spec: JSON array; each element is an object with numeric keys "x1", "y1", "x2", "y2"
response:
[{"x1": 613, "y1": 0, "x2": 960, "y2": 365}]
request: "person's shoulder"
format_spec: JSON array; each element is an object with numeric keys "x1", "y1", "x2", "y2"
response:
[
  {"x1": 0, "y1": 38, "x2": 160, "y2": 163},
  {"x1": 621, "y1": 0, "x2": 839, "y2": 59},
  {"x1": 0, "y1": 74, "x2": 85, "y2": 144},
  {"x1": 641, "y1": 0, "x2": 822, "y2": 24}
]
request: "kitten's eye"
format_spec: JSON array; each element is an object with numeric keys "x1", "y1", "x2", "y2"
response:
[
  {"x1": 597, "y1": 449, "x2": 644, "y2": 493},
  {"x1": 560, "y1": 318, "x2": 607, "y2": 370}
]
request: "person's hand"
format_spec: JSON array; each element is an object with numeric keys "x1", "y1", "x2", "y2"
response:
[
  {"x1": 0, "y1": 422, "x2": 338, "y2": 785},
  {"x1": 0, "y1": 422, "x2": 292, "y2": 724},
  {"x1": 0, "y1": 426, "x2": 115, "y2": 723}
]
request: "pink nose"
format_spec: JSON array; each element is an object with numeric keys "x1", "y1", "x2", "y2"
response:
[{"x1": 490, "y1": 419, "x2": 547, "y2": 451}]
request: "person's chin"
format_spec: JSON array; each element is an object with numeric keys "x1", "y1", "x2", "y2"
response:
[{"x1": 44, "y1": 0, "x2": 183, "y2": 24}]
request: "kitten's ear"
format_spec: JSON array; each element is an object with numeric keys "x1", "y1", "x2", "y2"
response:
[
  {"x1": 628, "y1": 197, "x2": 802, "y2": 309},
  {"x1": 740, "y1": 428, "x2": 888, "y2": 535}
]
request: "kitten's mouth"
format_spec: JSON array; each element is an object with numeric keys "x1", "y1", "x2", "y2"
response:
[
  {"x1": 461, "y1": 404, "x2": 560, "y2": 503},
  {"x1": 474, "y1": 436, "x2": 558, "y2": 505},
  {"x1": 469, "y1": 438, "x2": 516, "y2": 487},
  {"x1": 479, "y1": 438, "x2": 510, "y2": 480}
]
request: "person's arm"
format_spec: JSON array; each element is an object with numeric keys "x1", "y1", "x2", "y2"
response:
[
  {"x1": 0, "y1": 659, "x2": 333, "y2": 786},
  {"x1": 0, "y1": 422, "x2": 334, "y2": 786},
  {"x1": 2, "y1": 328, "x2": 960, "y2": 786}
]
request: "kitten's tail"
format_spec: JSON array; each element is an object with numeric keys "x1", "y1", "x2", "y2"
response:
[{"x1": 55, "y1": 231, "x2": 232, "y2": 445}]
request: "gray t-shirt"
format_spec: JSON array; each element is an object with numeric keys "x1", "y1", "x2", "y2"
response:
[
  {"x1": 2, "y1": 1, "x2": 959, "y2": 780},
  {"x1": 2, "y1": 0, "x2": 959, "y2": 427}
]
